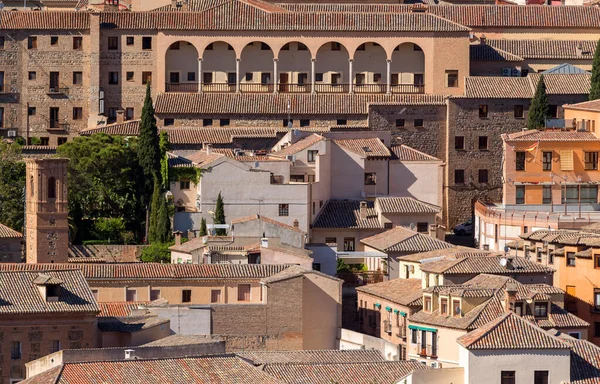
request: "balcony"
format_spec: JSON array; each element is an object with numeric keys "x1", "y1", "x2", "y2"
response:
[
  {"x1": 47, "y1": 86, "x2": 69, "y2": 96},
  {"x1": 391, "y1": 84, "x2": 425, "y2": 94},
  {"x1": 165, "y1": 83, "x2": 199, "y2": 93},
  {"x1": 418, "y1": 344, "x2": 437, "y2": 358},
  {"x1": 336, "y1": 271, "x2": 387, "y2": 286},
  {"x1": 277, "y1": 83, "x2": 311, "y2": 93},
  {"x1": 47, "y1": 122, "x2": 70, "y2": 132}
]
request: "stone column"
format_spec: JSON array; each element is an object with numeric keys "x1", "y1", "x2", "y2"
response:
[
  {"x1": 311, "y1": 58, "x2": 316, "y2": 94},
  {"x1": 198, "y1": 58, "x2": 203, "y2": 93},
  {"x1": 235, "y1": 58, "x2": 241, "y2": 93},
  {"x1": 273, "y1": 58, "x2": 279, "y2": 93},
  {"x1": 386, "y1": 59, "x2": 392, "y2": 94},
  {"x1": 348, "y1": 59, "x2": 354, "y2": 94}
]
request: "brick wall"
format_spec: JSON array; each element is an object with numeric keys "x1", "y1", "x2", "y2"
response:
[{"x1": 156, "y1": 114, "x2": 368, "y2": 128}]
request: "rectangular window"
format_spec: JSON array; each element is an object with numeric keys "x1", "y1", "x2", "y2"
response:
[
  {"x1": 125, "y1": 108, "x2": 134, "y2": 120},
  {"x1": 28, "y1": 106, "x2": 36, "y2": 116},
  {"x1": 396, "y1": 119, "x2": 405, "y2": 128},
  {"x1": 549, "y1": 105, "x2": 558, "y2": 118},
  {"x1": 516, "y1": 151, "x2": 526, "y2": 171},
  {"x1": 11, "y1": 341, "x2": 21, "y2": 360},
  {"x1": 211, "y1": 289, "x2": 221, "y2": 303},
  {"x1": 516, "y1": 185, "x2": 525, "y2": 204},
  {"x1": 585, "y1": 151, "x2": 598, "y2": 170},
  {"x1": 337, "y1": 119, "x2": 347, "y2": 126},
  {"x1": 331, "y1": 73, "x2": 341, "y2": 85},
  {"x1": 290, "y1": 175, "x2": 305, "y2": 182},
  {"x1": 142, "y1": 72, "x2": 152, "y2": 85},
  {"x1": 567, "y1": 252, "x2": 576, "y2": 267},
  {"x1": 514, "y1": 105, "x2": 524, "y2": 119},
  {"x1": 300, "y1": 119, "x2": 310, "y2": 127},
  {"x1": 57, "y1": 137, "x2": 67, "y2": 146},
  {"x1": 187, "y1": 72, "x2": 196, "y2": 82},
  {"x1": 50, "y1": 340, "x2": 60, "y2": 354},
  {"x1": 260, "y1": 72, "x2": 271, "y2": 84},
  {"x1": 150, "y1": 289, "x2": 160, "y2": 301},
  {"x1": 446, "y1": 70, "x2": 458, "y2": 87},
  {"x1": 315, "y1": 73, "x2": 324, "y2": 82},
  {"x1": 203, "y1": 119, "x2": 213, "y2": 127},
  {"x1": 169, "y1": 72, "x2": 180, "y2": 83},
  {"x1": 414, "y1": 119, "x2": 424, "y2": 128},
  {"x1": 28, "y1": 36, "x2": 37, "y2": 49},
  {"x1": 424, "y1": 296, "x2": 432, "y2": 312},
  {"x1": 478, "y1": 169, "x2": 488, "y2": 183},
  {"x1": 384, "y1": 222, "x2": 393, "y2": 229},
  {"x1": 595, "y1": 322, "x2": 600, "y2": 337},
  {"x1": 72, "y1": 107, "x2": 83, "y2": 120},
  {"x1": 534, "y1": 371, "x2": 549, "y2": 384},
  {"x1": 108, "y1": 36, "x2": 118, "y2": 50},
  {"x1": 0, "y1": 107, "x2": 4, "y2": 128},
  {"x1": 126, "y1": 71, "x2": 134, "y2": 82},
  {"x1": 278, "y1": 204, "x2": 289, "y2": 217},
  {"x1": 534, "y1": 302, "x2": 548, "y2": 317},
  {"x1": 182, "y1": 289, "x2": 192, "y2": 303},
  {"x1": 0, "y1": 36, "x2": 5, "y2": 49},
  {"x1": 364, "y1": 172, "x2": 377, "y2": 185},
  {"x1": 542, "y1": 152, "x2": 552, "y2": 171},
  {"x1": 455, "y1": 136, "x2": 465, "y2": 150},
  {"x1": 355, "y1": 73, "x2": 365, "y2": 85},
  {"x1": 308, "y1": 175, "x2": 315, "y2": 183},
  {"x1": 126, "y1": 289, "x2": 137, "y2": 302},
  {"x1": 108, "y1": 72, "x2": 119, "y2": 85},
  {"x1": 40, "y1": 137, "x2": 49, "y2": 146},
  {"x1": 220, "y1": 119, "x2": 230, "y2": 127},
  {"x1": 72, "y1": 71, "x2": 83, "y2": 85},
  {"x1": 543, "y1": 185, "x2": 552, "y2": 204},
  {"x1": 227, "y1": 72, "x2": 236, "y2": 85},
  {"x1": 49, "y1": 107, "x2": 60, "y2": 129},
  {"x1": 29, "y1": 71, "x2": 36, "y2": 81},
  {"x1": 594, "y1": 289, "x2": 600, "y2": 312},
  {"x1": 164, "y1": 118, "x2": 174, "y2": 126},
  {"x1": 126, "y1": 36, "x2": 134, "y2": 46},
  {"x1": 478, "y1": 136, "x2": 488, "y2": 150},
  {"x1": 343, "y1": 237, "x2": 355, "y2": 252},
  {"x1": 91, "y1": 289, "x2": 98, "y2": 300},
  {"x1": 142, "y1": 36, "x2": 152, "y2": 50},
  {"x1": 417, "y1": 222, "x2": 428, "y2": 233},
  {"x1": 238, "y1": 284, "x2": 251, "y2": 301},
  {"x1": 411, "y1": 328, "x2": 418, "y2": 344},
  {"x1": 453, "y1": 300, "x2": 461, "y2": 316},
  {"x1": 479, "y1": 105, "x2": 488, "y2": 118},
  {"x1": 307, "y1": 150, "x2": 318, "y2": 163},
  {"x1": 50, "y1": 36, "x2": 59, "y2": 46},
  {"x1": 501, "y1": 371, "x2": 515, "y2": 384},
  {"x1": 441, "y1": 298, "x2": 448, "y2": 315},
  {"x1": 454, "y1": 170, "x2": 465, "y2": 184},
  {"x1": 298, "y1": 73, "x2": 308, "y2": 85},
  {"x1": 595, "y1": 254, "x2": 600, "y2": 269}
]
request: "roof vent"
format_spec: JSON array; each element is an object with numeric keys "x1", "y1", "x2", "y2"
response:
[
  {"x1": 576, "y1": 44, "x2": 583, "y2": 58},
  {"x1": 359, "y1": 201, "x2": 368, "y2": 220},
  {"x1": 124, "y1": 349, "x2": 135, "y2": 360}
]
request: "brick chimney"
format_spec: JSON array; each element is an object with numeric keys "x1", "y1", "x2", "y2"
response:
[
  {"x1": 204, "y1": 143, "x2": 212, "y2": 155},
  {"x1": 576, "y1": 43, "x2": 583, "y2": 58},
  {"x1": 359, "y1": 201, "x2": 367, "y2": 220},
  {"x1": 173, "y1": 230, "x2": 182, "y2": 246},
  {"x1": 293, "y1": 219, "x2": 299, "y2": 229},
  {"x1": 505, "y1": 282, "x2": 518, "y2": 312},
  {"x1": 116, "y1": 109, "x2": 125, "y2": 124}
]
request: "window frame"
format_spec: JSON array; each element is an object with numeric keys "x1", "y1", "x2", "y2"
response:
[
  {"x1": 455, "y1": 136, "x2": 465, "y2": 150},
  {"x1": 307, "y1": 150, "x2": 318, "y2": 163},
  {"x1": 343, "y1": 237, "x2": 355, "y2": 252},
  {"x1": 516, "y1": 151, "x2": 526, "y2": 171},
  {"x1": 181, "y1": 289, "x2": 192, "y2": 303},
  {"x1": 585, "y1": 151, "x2": 598, "y2": 170},
  {"x1": 278, "y1": 203, "x2": 289, "y2": 217},
  {"x1": 445, "y1": 70, "x2": 458, "y2": 88},
  {"x1": 364, "y1": 172, "x2": 377, "y2": 186},
  {"x1": 542, "y1": 151, "x2": 552, "y2": 171},
  {"x1": 237, "y1": 284, "x2": 251, "y2": 302}
]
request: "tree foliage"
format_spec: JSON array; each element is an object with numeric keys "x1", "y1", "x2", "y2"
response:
[
  {"x1": 148, "y1": 177, "x2": 171, "y2": 244},
  {"x1": 140, "y1": 242, "x2": 172, "y2": 263},
  {"x1": 159, "y1": 131, "x2": 170, "y2": 190},
  {"x1": 0, "y1": 142, "x2": 25, "y2": 232},
  {"x1": 199, "y1": 217, "x2": 207, "y2": 237},
  {"x1": 148, "y1": 177, "x2": 161, "y2": 243},
  {"x1": 590, "y1": 39, "x2": 600, "y2": 101},
  {"x1": 527, "y1": 75, "x2": 550, "y2": 130},
  {"x1": 138, "y1": 83, "x2": 161, "y2": 203},
  {"x1": 93, "y1": 217, "x2": 125, "y2": 242},
  {"x1": 214, "y1": 192, "x2": 226, "y2": 236}
]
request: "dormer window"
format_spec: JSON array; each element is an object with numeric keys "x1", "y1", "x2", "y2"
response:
[
  {"x1": 424, "y1": 296, "x2": 432, "y2": 312},
  {"x1": 514, "y1": 301, "x2": 523, "y2": 316},
  {"x1": 534, "y1": 302, "x2": 548, "y2": 318},
  {"x1": 452, "y1": 299, "x2": 461, "y2": 317},
  {"x1": 33, "y1": 273, "x2": 63, "y2": 302},
  {"x1": 440, "y1": 298, "x2": 448, "y2": 315}
]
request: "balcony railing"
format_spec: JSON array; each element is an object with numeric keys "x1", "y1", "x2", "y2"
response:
[
  {"x1": 239, "y1": 83, "x2": 274, "y2": 93},
  {"x1": 165, "y1": 82, "x2": 199, "y2": 93},
  {"x1": 336, "y1": 271, "x2": 387, "y2": 286},
  {"x1": 278, "y1": 83, "x2": 311, "y2": 93},
  {"x1": 391, "y1": 84, "x2": 425, "y2": 94},
  {"x1": 354, "y1": 84, "x2": 387, "y2": 94},
  {"x1": 419, "y1": 344, "x2": 437, "y2": 358},
  {"x1": 314, "y1": 83, "x2": 350, "y2": 93},
  {"x1": 201, "y1": 83, "x2": 236, "y2": 93},
  {"x1": 47, "y1": 86, "x2": 69, "y2": 95}
]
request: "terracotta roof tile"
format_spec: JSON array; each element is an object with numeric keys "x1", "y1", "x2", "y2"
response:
[
  {"x1": 487, "y1": 39, "x2": 597, "y2": 60},
  {"x1": 356, "y1": 278, "x2": 423, "y2": 306},
  {"x1": 238, "y1": 350, "x2": 385, "y2": 365},
  {"x1": 313, "y1": 200, "x2": 380, "y2": 229},
  {"x1": 529, "y1": 73, "x2": 591, "y2": 95},
  {"x1": 0, "y1": 223, "x2": 21, "y2": 239},
  {"x1": 98, "y1": 302, "x2": 149, "y2": 317},
  {"x1": 376, "y1": 197, "x2": 440, "y2": 214},
  {"x1": 333, "y1": 138, "x2": 391, "y2": 158},
  {"x1": 80, "y1": 120, "x2": 141, "y2": 136},
  {"x1": 390, "y1": 145, "x2": 441, "y2": 162},
  {"x1": 261, "y1": 265, "x2": 340, "y2": 284},
  {"x1": 0, "y1": 11, "x2": 90, "y2": 29},
  {"x1": 503, "y1": 130, "x2": 600, "y2": 142},
  {"x1": 464, "y1": 76, "x2": 532, "y2": 99},
  {"x1": 97, "y1": 315, "x2": 169, "y2": 333},
  {"x1": 231, "y1": 214, "x2": 304, "y2": 233},
  {"x1": 469, "y1": 44, "x2": 524, "y2": 62},
  {"x1": 561, "y1": 336, "x2": 600, "y2": 384},
  {"x1": 565, "y1": 99, "x2": 600, "y2": 113},
  {"x1": 273, "y1": 134, "x2": 324, "y2": 157},
  {"x1": 361, "y1": 227, "x2": 451, "y2": 253},
  {"x1": 410, "y1": 296, "x2": 505, "y2": 330},
  {"x1": 140, "y1": 334, "x2": 218, "y2": 347},
  {"x1": 420, "y1": 254, "x2": 554, "y2": 275}
]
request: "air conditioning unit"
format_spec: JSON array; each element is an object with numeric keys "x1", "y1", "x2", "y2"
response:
[
  {"x1": 501, "y1": 68, "x2": 511, "y2": 77},
  {"x1": 511, "y1": 68, "x2": 521, "y2": 77},
  {"x1": 7, "y1": 130, "x2": 16, "y2": 137},
  {"x1": 431, "y1": 362, "x2": 442, "y2": 368}
]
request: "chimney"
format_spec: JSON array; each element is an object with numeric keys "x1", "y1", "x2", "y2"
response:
[
  {"x1": 359, "y1": 201, "x2": 368, "y2": 220},
  {"x1": 124, "y1": 349, "x2": 135, "y2": 360},
  {"x1": 173, "y1": 230, "x2": 182, "y2": 246},
  {"x1": 576, "y1": 44, "x2": 583, "y2": 58},
  {"x1": 116, "y1": 109, "x2": 125, "y2": 124},
  {"x1": 505, "y1": 282, "x2": 518, "y2": 312},
  {"x1": 205, "y1": 143, "x2": 212, "y2": 155},
  {"x1": 188, "y1": 230, "x2": 195, "y2": 239},
  {"x1": 480, "y1": 35, "x2": 487, "y2": 45},
  {"x1": 293, "y1": 219, "x2": 299, "y2": 229}
]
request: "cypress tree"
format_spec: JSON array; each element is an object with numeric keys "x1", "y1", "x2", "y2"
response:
[
  {"x1": 156, "y1": 193, "x2": 171, "y2": 243},
  {"x1": 138, "y1": 83, "x2": 161, "y2": 202},
  {"x1": 159, "y1": 131, "x2": 170, "y2": 190},
  {"x1": 590, "y1": 39, "x2": 600, "y2": 100},
  {"x1": 214, "y1": 192, "x2": 226, "y2": 236},
  {"x1": 199, "y1": 217, "x2": 207, "y2": 236},
  {"x1": 147, "y1": 178, "x2": 161, "y2": 243},
  {"x1": 527, "y1": 75, "x2": 550, "y2": 130}
]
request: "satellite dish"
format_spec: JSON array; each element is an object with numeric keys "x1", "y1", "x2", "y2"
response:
[
  {"x1": 499, "y1": 258, "x2": 508, "y2": 267},
  {"x1": 409, "y1": 223, "x2": 417, "y2": 232},
  {"x1": 254, "y1": 161, "x2": 259, "y2": 168},
  {"x1": 360, "y1": 191, "x2": 367, "y2": 198},
  {"x1": 503, "y1": 246, "x2": 509, "y2": 253},
  {"x1": 526, "y1": 298, "x2": 533, "y2": 304},
  {"x1": 454, "y1": 306, "x2": 461, "y2": 315}
]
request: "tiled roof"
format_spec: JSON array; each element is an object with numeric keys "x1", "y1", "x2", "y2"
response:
[
  {"x1": 361, "y1": 227, "x2": 452, "y2": 253},
  {"x1": 263, "y1": 360, "x2": 429, "y2": 384},
  {"x1": 503, "y1": 130, "x2": 600, "y2": 142},
  {"x1": 261, "y1": 265, "x2": 341, "y2": 284},
  {"x1": 154, "y1": 93, "x2": 447, "y2": 115},
  {"x1": 561, "y1": 336, "x2": 600, "y2": 384},
  {"x1": 167, "y1": 152, "x2": 195, "y2": 168},
  {"x1": 0, "y1": 270, "x2": 99, "y2": 315},
  {"x1": 0, "y1": 11, "x2": 90, "y2": 29},
  {"x1": 0, "y1": 263, "x2": 290, "y2": 280},
  {"x1": 529, "y1": 73, "x2": 591, "y2": 95},
  {"x1": 238, "y1": 350, "x2": 385, "y2": 365},
  {"x1": 420, "y1": 254, "x2": 554, "y2": 275},
  {"x1": 0, "y1": 223, "x2": 21, "y2": 238},
  {"x1": 575, "y1": 248, "x2": 593, "y2": 258},
  {"x1": 564, "y1": 99, "x2": 600, "y2": 113},
  {"x1": 469, "y1": 44, "x2": 524, "y2": 62},
  {"x1": 231, "y1": 214, "x2": 304, "y2": 233},
  {"x1": 98, "y1": 302, "x2": 149, "y2": 317},
  {"x1": 487, "y1": 39, "x2": 597, "y2": 60},
  {"x1": 356, "y1": 278, "x2": 423, "y2": 307},
  {"x1": 333, "y1": 138, "x2": 391, "y2": 158},
  {"x1": 273, "y1": 134, "x2": 324, "y2": 157},
  {"x1": 376, "y1": 197, "x2": 440, "y2": 214},
  {"x1": 313, "y1": 200, "x2": 380, "y2": 229},
  {"x1": 97, "y1": 315, "x2": 169, "y2": 333},
  {"x1": 523, "y1": 304, "x2": 589, "y2": 330},
  {"x1": 456, "y1": 312, "x2": 569, "y2": 350},
  {"x1": 390, "y1": 145, "x2": 442, "y2": 162},
  {"x1": 22, "y1": 355, "x2": 282, "y2": 384},
  {"x1": 396, "y1": 246, "x2": 470, "y2": 262},
  {"x1": 80, "y1": 120, "x2": 141, "y2": 136},
  {"x1": 141, "y1": 334, "x2": 218, "y2": 347}
]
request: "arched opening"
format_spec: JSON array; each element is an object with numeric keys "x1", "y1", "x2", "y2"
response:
[
  {"x1": 239, "y1": 41, "x2": 275, "y2": 93},
  {"x1": 201, "y1": 41, "x2": 236, "y2": 92},
  {"x1": 353, "y1": 42, "x2": 387, "y2": 94},
  {"x1": 315, "y1": 42, "x2": 350, "y2": 93},
  {"x1": 277, "y1": 41, "x2": 311, "y2": 93},
  {"x1": 165, "y1": 41, "x2": 200, "y2": 93},
  {"x1": 391, "y1": 43, "x2": 425, "y2": 94},
  {"x1": 30, "y1": 176, "x2": 34, "y2": 196},
  {"x1": 48, "y1": 177, "x2": 56, "y2": 199}
]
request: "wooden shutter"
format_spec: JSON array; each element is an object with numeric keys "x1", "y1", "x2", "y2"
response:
[
  {"x1": 560, "y1": 150, "x2": 574, "y2": 171},
  {"x1": 211, "y1": 289, "x2": 221, "y2": 303}
]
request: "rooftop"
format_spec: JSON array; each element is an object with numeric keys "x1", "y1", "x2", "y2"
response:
[
  {"x1": 97, "y1": 315, "x2": 169, "y2": 333},
  {"x1": 141, "y1": 334, "x2": 218, "y2": 347},
  {"x1": 502, "y1": 129, "x2": 600, "y2": 142},
  {"x1": 485, "y1": 39, "x2": 597, "y2": 60},
  {"x1": 231, "y1": 214, "x2": 304, "y2": 233},
  {"x1": 98, "y1": 302, "x2": 149, "y2": 317},
  {"x1": 375, "y1": 197, "x2": 440, "y2": 214},
  {"x1": 273, "y1": 134, "x2": 324, "y2": 157},
  {"x1": 389, "y1": 145, "x2": 442, "y2": 162},
  {"x1": 356, "y1": 278, "x2": 423, "y2": 307},
  {"x1": 0, "y1": 223, "x2": 22, "y2": 239},
  {"x1": 564, "y1": 99, "x2": 600, "y2": 113},
  {"x1": 464, "y1": 73, "x2": 591, "y2": 99},
  {"x1": 238, "y1": 349, "x2": 385, "y2": 365},
  {"x1": 419, "y1": 254, "x2": 555, "y2": 275},
  {"x1": 560, "y1": 335, "x2": 600, "y2": 384},
  {"x1": 360, "y1": 227, "x2": 452, "y2": 253},
  {"x1": 333, "y1": 138, "x2": 391, "y2": 158}
]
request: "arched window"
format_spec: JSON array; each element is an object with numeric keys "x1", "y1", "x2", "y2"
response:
[
  {"x1": 30, "y1": 176, "x2": 34, "y2": 196},
  {"x1": 48, "y1": 177, "x2": 56, "y2": 199}
]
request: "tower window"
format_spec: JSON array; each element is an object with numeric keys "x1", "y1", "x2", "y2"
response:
[{"x1": 48, "y1": 177, "x2": 56, "y2": 199}]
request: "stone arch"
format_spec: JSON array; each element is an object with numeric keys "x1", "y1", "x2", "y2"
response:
[
  {"x1": 391, "y1": 42, "x2": 425, "y2": 93},
  {"x1": 165, "y1": 40, "x2": 200, "y2": 92},
  {"x1": 277, "y1": 41, "x2": 312, "y2": 90},
  {"x1": 202, "y1": 41, "x2": 237, "y2": 88},
  {"x1": 352, "y1": 42, "x2": 387, "y2": 92},
  {"x1": 315, "y1": 41, "x2": 350, "y2": 91},
  {"x1": 239, "y1": 41, "x2": 275, "y2": 91}
]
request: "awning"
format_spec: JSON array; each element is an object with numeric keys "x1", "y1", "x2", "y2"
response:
[
  {"x1": 385, "y1": 306, "x2": 392, "y2": 312},
  {"x1": 394, "y1": 309, "x2": 407, "y2": 317},
  {"x1": 408, "y1": 324, "x2": 437, "y2": 333}
]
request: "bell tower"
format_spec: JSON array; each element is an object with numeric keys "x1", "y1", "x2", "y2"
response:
[{"x1": 25, "y1": 158, "x2": 69, "y2": 264}]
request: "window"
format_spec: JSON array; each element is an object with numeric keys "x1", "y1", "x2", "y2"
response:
[
  {"x1": 549, "y1": 104, "x2": 558, "y2": 118},
  {"x1": 452, "y1": 300, "x2": 461, "y2": 317},
  {"x1": 278, "y1": 204, "x2": 289, "y2": 217},
  {"x1": 343, "y1": 237, "x2": 355, "y2": 252},
  {"x1": 331, "y1": 73, "x2": 341, "y2": 85},
  {"x1": 414, "y1": 119, "x2": 424, "y2": 128},
  {"x1": 414, "y1": 73, "x2": 424, "y2": 86},
  {"x1": 48, "y1": 177, "x2": 56, "y2": 199},
  {"x1": 72, "y1": 71, "x2": 83, "y2": 85},
  {"x1": 309, "y1": 174, "x2": 316, "y2": 182},
  {"x1": 108, "y1": 72, "x2": 119, "y2": 85},
  {"x1": 455, "y1": 136, "x2": 465, "y2": 150},
  {"x1": 164, "y1": 118, "x2": 174, "y2": 126},
  {"x1": 514, "y1": 104, "x2": 524, "y2": 119},
  {"x1": 126, "y1": 36, "x2": 134, "y2": 46},
  {"x1": 50, "y1": 340, "x2": 60, "y2": 354},
  {"x1": 516, "y1": 185, "x2": 525, "y2": 204},
  {"x1": 211, "y1": 289, "x2": 221, "y2": 303},
  {"x1": 28, "y1": 106, "x2": 36, "y2": 116},
  {"x1": 325, "y1": 237, "x2": 336, "y2": 245},
  {"x1": 126, "y1": 289, "x2": 137, "y2": 302},
  {"x1": 595, "y1": 322, "x2": 600, "y2": 337},
  {"x1": 50, "y1": 107, "x2": 60, "y2": 129},
  {"x1": 516, "y1": 151, "x2": 526, "y2": 171},
  {"x1": 534, "y1": 302, "x2": 548, "y2": 317},
  {"x1": 73, "y1": 107, "x2": 83, "y2": 120},
  {"x1": 478, "y1": 136, "x2": 488, "y2": 150},
  {"x1": 567, "y1": 252, "x2": 576, "y2": 267},
  {"x1": 187, "y1": 72, "x2": 196, "y2": 82},
  {"x1": 585, "y1": 151, "x2": 598, "y2": 170},
  {"x1": 364, "y1": 172, "x2": 377, "y2": 185},
  {"x1": 411, "y1": 328, "x2": 418, "y2": 344},
  {"x1": 300, "y1": 119, "x2": 310, "y2": 127},
  {"x1": 417, "y1": 222, "x2": 428, "y2": 233},
  {"x1": 124, "y1": 72, "x2": 134, "y2": 83},
  {"x1": 594, "y1": 289, "x2": 600, "y2": 312},
  {"x1": 50, "y1": 36, "x2": 59, "y2": 46},
  {"x1": 91, "y1": 289, "x2": 98, "y2": 300},
  {"x1": 446, "y1": 70, "x2": 458, "y2": 87},
  {"x1": 543, "y1": 185, "x2": 552, "y2": 204},
  {"x1": 0, "y1": 36, "x2": 4, "y2": 49},
  {"x1": 29, "y1": 71, "x2": 37, "y2": 80},
  {"x1": 355, "y1": 73, "x2": 365, "y2": 85},
  {"x1": 315, "y1": 73, "x2": 324, "y2": 82},
  {"x1": 238, "y1": 284, "x2": 251, "y2": 301},
  {"x1": 424, "y1": 296, "x2": 432, "y2": 312},
  {"x1": 150, "y1": 289, "x2": 160, "y2": 301},
  {"x1": 125, "y1": 107, "x2": 134, "y2": 120},
  {"x1": 58, "y1": 137, "x2": 67, "y2": 146},
  {"x1": 11, "y1": 341, "x2": 21, "y2": 360},
  {"x1": 290, "y1": 175, "x2": 305, "y2": 182},
  {"x1": 441, "y1": 298, "x2": 448, "y2": 315},
  {"x1": 479, "y1": 105, "x2": 488, "y2": 118},
  {"x1": 307, "y1": 150, "x2": 318, "y2": 163},
  {"x1": 169, "y1": 72, "x2": 180, "y2": 83},
  {"x1": 396, "y1": 119, "x2": 405, "y2": 128},
  {"x1": 298, "y1": 73, "x2": 308, "y2": 85},
  {"x1": 501, "y1": 371, "x2": 515, "y2": 384},
  {"x1": 142, "y1": 72, "x2": 152, "y2": 85},
  {"x1": 283, "y1": 119, "x2": 293, "y2": 127},
  {"x1": 227, "y1": 72, "x2": 236, "y2": 84},
  {"x1": 220, "y1": 119, "x2": 230, "y2": 127},
  {"x1": 478, "y1": 169, "x2": 488, "y2": 183},
  {"x1": 568, "y1": 332, "x2": 581, "y2": 339},
  {"x1": 595, "y1": 254, "x2": 600, "y2": 269},
  {"x1": 0, "y1": 107, "x2": 4, "y2": 128},
  {"x1": 203, "y1": 119, "x2": 213, "y2": 127},
  {"x1": 534, "y1": 371, "x2": 549, "y2": 384},
  {"x1": 562, "y1": 185, "x2": 598, "y2": 204},
  {"x1": 108, "y1": 36, "x2": 118, "y2": 50},
  {"x1": 182, "y1": 289, "x2": 192, "y2": 303},
  {"x1": 337, "y1": 119, "x2": 347, "y2": 126},
  {"x1": 384, "y1": 222, "x2": 393, "y2": 229},
  {"x1": 454, "y1": 170, "x2": 465, "y2": 184},
  {"x1": 312, "y1": 263, "x2": 321, "y2": 271},
  {"x1": 542, "y1": 151, "x2": 552, "y2": 171},
  {"x1": 142, "y1": 37, "x2": 152, "y2": 50},
  {"x1": 28, "y1": 36, "x2": 37, "y2": 49},
  {"x1": 261, "y1": 72, "x2": 271, "y2": 84}
]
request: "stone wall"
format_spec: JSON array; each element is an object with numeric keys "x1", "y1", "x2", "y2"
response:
[
  {"x1": 0, "y1": 238, "x2": 22, "y2": 263},
  {"x1": 155, "y1": 114, "x2": 368, "y2": 128},
  {"x1": 68, "y1": 244, "x2": 144, "y2": 263}
]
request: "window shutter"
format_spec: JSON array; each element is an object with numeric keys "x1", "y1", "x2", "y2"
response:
[{"x1": 560, "y1": 150, "x2": 574, "y2": 171}]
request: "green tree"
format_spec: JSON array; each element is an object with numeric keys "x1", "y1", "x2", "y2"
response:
[
  {"x1": 527, "y1": 75, "x2": 550, "y2": 130},
  {"x1": 156, "y1": 191, "x2": 171, "y2": 243},
  {"x1": 140, "y1": 242, "x2": 172, "y2": 263},
  {"x1": 199, "y1": 217, "x2": 207, "y2": 236},
  {"x1": 93, "y1": 217, "x2": 125, "y2": 243},
  {"x1": 590, "y1": 39, "x2": 600, "y2": 100},
  {"x1": 138, "y1": 83, "x2": 161, "y2": 202},
  {"x1": 159, "y1": 131, "x2": 170, "y2": 190},
  {"x1": 0, "y1": 142, "x2": 25, "y2": 232},
  {"x1": 148, "y1": 178, "x2": 161, "y2": 243},
  {"x1": 214, "y1": 192, "x2": 226, "y2": 236}
]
